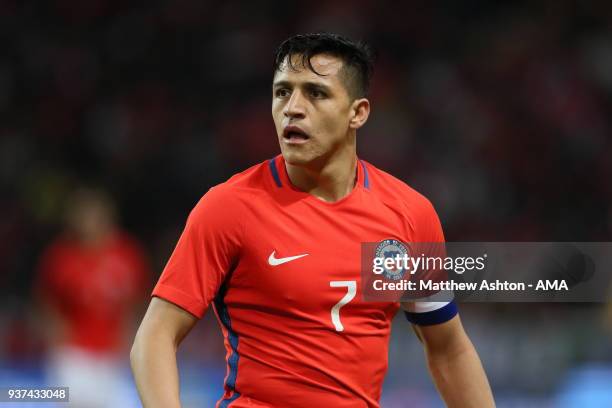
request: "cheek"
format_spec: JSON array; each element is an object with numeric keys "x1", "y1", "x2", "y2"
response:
[
  {"x1": 271, "y1": 107, "x2": 283, "y2": 128},
  {"x1": 320, "y1": 111, "x2": 349, "y2": 136}
]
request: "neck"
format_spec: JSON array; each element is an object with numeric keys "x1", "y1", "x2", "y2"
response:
[{"x1": 285, "y1": 148, "x2": 358, "y2": 203}]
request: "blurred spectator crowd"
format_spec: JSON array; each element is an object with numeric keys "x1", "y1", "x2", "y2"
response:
[{"x1": 1, "y1": 0, "x2": 611, "y2": 405}]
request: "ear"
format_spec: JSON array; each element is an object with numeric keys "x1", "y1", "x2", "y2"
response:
[{"x1": 349, "y1": 98, "x2": 370, "y2": 130}]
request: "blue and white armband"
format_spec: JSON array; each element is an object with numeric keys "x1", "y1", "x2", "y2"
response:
[{"x1": 402, "y1": 301, "x2": 458, "y2": 326}]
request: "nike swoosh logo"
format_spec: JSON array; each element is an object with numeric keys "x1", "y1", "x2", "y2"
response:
[{"x1": 268, "y1": 250, "x2": 309, "y2": 266}]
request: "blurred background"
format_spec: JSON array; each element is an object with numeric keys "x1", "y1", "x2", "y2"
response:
[{"x1": 1, "y1": 0, "x2": 612, "y2": 407}]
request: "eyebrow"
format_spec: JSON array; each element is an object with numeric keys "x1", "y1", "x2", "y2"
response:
[{"x1": 272, "y1": 80, "x2": 332, "y2": 92}]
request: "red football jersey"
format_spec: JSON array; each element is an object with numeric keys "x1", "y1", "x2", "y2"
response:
[
  {"x1": 153, "y1": 155, "x2": 456, "y2": 407},
  {"x1": 38, "y1": 232, "x2": 148, "y2": 353}
]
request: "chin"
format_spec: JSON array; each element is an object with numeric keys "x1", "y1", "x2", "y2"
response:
[
  {"x1": 282, "y1": 151, "x2": 306, "y2": 165},
  {"x1": 281, "y1": 149, "x2": 314, "y2": 167}
]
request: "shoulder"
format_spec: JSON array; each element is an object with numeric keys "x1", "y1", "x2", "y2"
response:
[
  {"x1": 39, "y1": 237, "x2": 73, "y2": 266},
  {"x1": 187, "y1": 160, "x2": 271, "y2": 227},
  {"x1": 36, "y1": 237, "x2": 76, "y2": 285},
  {"x1": 110, "y1": 231, "x2": 147, "y2": 259},
  {"x1": 362, "y1": 160, "x2": 444, "y2": 241},
  {"x1": 363, "y1": 160, "x2": 438, "y2": 217}
]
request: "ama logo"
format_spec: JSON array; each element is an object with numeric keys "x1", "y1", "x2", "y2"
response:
[{"x1": 375, "y1": 239, "x2": 409, "y2": 281}]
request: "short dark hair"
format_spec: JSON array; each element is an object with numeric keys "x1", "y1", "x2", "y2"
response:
[{"x1": 273, "y1": 33, "x2": 374, "y2": 99}]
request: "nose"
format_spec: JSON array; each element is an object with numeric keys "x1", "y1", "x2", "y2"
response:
[{"x1": 283, "y1": 91, "x2": 306, "y2": 119}]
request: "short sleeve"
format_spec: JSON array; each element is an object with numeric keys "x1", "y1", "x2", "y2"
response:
[
  {"x1": 417, "y1": 198, "x2": 445, "y2": 243},
  {"x1": 402, "y1": 198, "x2": 458, "y2": 325},
  {"x1": 152, "y1": 187, "x2": 243, "y2": 318},
  {"x1": 35, "y1": 243, "x2": 64, "y2": 307}
]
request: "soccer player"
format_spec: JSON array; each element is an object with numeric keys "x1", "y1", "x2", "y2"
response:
[
  {"x1": 131, "y1": 33, "x2": 495, "y2": 407},
  {"x1": 36, "y1": 187, "x2": 149, "y2": 407}
]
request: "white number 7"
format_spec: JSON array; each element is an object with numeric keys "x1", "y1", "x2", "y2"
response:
[{"x1": 329, "y1": 280, "x2": 357, "y2": 332}]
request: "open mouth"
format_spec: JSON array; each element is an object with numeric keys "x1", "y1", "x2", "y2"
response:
[{"x1": 283, "y1": 126, "x2": 310, "y2": 143}]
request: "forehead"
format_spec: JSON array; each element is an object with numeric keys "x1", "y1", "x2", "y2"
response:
[{"x1": 273, "y1": 53, "x2": 345, "y2": 86}]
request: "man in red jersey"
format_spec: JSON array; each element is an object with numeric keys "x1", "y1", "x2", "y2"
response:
[
  {"x1": 37, "y1": 187, "x2": 149, "y2": 407},
  {"x1": 131, "y1": 33, "x2": 495, "y2": 407}
]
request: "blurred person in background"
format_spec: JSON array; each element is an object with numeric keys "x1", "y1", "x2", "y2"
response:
[{"x1": 35, "y1": 187, "x2": 149, "y2": 408}]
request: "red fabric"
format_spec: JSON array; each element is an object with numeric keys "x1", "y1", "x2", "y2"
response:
[
  {"x1": 153, "y1": 155, "x2": 445, "y2": 407},
  {"x1": 38, "y1": 232, "x2": 148, "y2": 353}
]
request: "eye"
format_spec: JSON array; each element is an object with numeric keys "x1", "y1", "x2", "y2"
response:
[
  {"x1": 310, "y1": 89, "x2": 326, "y2": 99},
  {"x1": 275, "y1": 88, "x2": 290, "y2": 98}
]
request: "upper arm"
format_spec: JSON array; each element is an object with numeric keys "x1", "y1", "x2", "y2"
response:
[
  {"x1": 153, "y1": 188, "x2": 243, "y2": 318},
  {"x1": 401, "y1": 298, "x2": 460, "y2": 350},
  {"x1": 136, "y1": 297, "x2": 199, "y2": 348},
  {"x1": 412, "y1": 314, "x2": 470, "y2": 355},
  {"x1": 403, "y1": 191, "x2": 462, "y2": 351}
]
